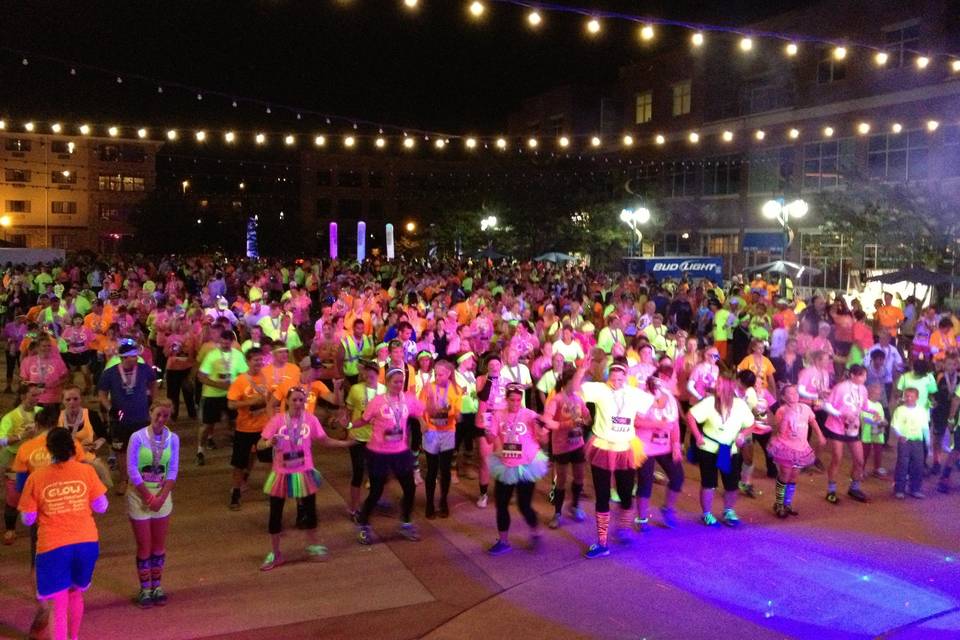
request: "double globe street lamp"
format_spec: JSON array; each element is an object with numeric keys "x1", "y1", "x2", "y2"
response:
[
  {"x1": 620, "y1": 207, "x2": 651, "y2": 257},
  {"x1": 761, "y1": 198, "x2": 808, "y2": 261}
]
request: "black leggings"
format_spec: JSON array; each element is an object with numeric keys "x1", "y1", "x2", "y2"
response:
[
  {"x1": 494, "y1": 480, "x2": 538, "y2": 532},
  {"x1": 424, "y1": 449, "x2": 453, "y2": 507},
  {"x1": 349, "y1": 442, "x2": 367, "y2": 488},
  {"x1": 269, "y1": 493, "x2": 316, "y2": 534},
  {"x1": 590, "y1": 465, "x2": 635, "y2": 512},
  {"x1": 408, "y1": 418, "x2": 422, "y2": 454},
  {"x1": 5, "y1": 351, "x2": 18, "y2": 383},
  {"x1": 358, "y1": 451, "x2": 416, "y2": 525},
  {"x1": 637, "y1": 454, "x2": 685, "y2": 498},
  {"x1": 697, "y1": 449, "x2": 743, "y2": 491},
  {"x1": 165, "y1": 369, "x2": 196, "y2": 419}
]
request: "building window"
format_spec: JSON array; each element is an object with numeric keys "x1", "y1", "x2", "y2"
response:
[
  {"x1": 4, "y1": 169, "x2": 31, "y2": 183},
  {"x1": 4, "y1": 138, "x2": 31, "y2": 152},
  {"x1": 883, "y1": 22, "x2": 921, "y2": 68},
  {"x1": 629, "y1": 164, "x2": 662, "y2": 195},
  {"x1": 635, "y1": 91, "x2": 653, "y2": 124},
  {"x1": 703, "y1": 155, "x2": 741, "y2": 196},
  {"x1": 5, "y1": 200, "x2": 31, "y2": 213},
  {"x1": 50, "y1": 234, "x2": 71, "y2": 250},
  {"x1": 51, "y1": 171, "x2": 77, "y2": 185},
  {"x1": 660, "y1": 232, "x2": 693, "y2": 256},
  {"x1": 748, "y1": 147, "x2": 796, "y2": 194},
  {"x1": 668, "y1": 161, "x2": 699, "y2": 197},
  {"x1": 316, "y1": 170, "x2": 333, "y2": 186},
  {"x1": 99, "y1": 174, "x2": 122, "y2": 191},
  {"x1": 51, "y1": 201, "x2": 77, "y2": 215},
  {"x1": 99, "y1": 204, "x2": 121, "y2": 220},
  {"x1": 702, "y1": 233, "x2": 739, "y2": 256},
  {"x1": 119, "y1": 144, "x2": 146, "y2": 162},
  {"x1": 316, "y1": 198, "x2": 332, "y2": 216},
  {"x1": 122, "y1": 176, "x2": 145, "y2": 191},
  {"x1": 817, "y1": 48, "x2": 846, "y2": 84},
  {"x1": 337, "y1": 172, "x2": 363, "y2": 188},
  {"x1": 50, "y1": 141, "x2": 73, "y2": 154},
  {"x1": 803, "y1": 139, "x2": 855, "y2": 191},
  {"x1": 368, "y1": 170, "x2": 385, "y2": 189},
  {"x1": 672, "y1": 81, "x2": 691, "y2": 117},
  {"x1": 868, "y1": 130, "x2": 928, "y2": 181},
  {"x1": 99, "y1": 145, "x2": 120, "y2": 162}
]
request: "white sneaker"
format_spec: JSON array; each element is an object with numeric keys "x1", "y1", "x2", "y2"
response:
[{"x1": 476, "y1": 493, "x2": 488, "y2": 509}]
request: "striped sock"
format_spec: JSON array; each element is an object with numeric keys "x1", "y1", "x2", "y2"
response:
[
  {"x1": 596, "y1": 511, "x2": 610, "y2": 547},
  {"x1": 785, "y1": 483, "x2": 797, "y2": 506},
  {"x1": 775, "y1": 480, "x2": 786, "y2": 508},
  {"x1": 136, "y1": 557, "x2": 151, "y2": 590},
  {"x1": 150, "y1": 553, "x2": 165, "y2": 589}
]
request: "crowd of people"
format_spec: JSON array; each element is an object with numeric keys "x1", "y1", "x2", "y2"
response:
[{"x1": 0, "y1": 254, "x2": 957, "y2": 639}]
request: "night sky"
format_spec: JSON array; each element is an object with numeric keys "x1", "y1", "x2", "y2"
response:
[{"x1": 5, "y1": 0, "x2": 808, "y2": 136}]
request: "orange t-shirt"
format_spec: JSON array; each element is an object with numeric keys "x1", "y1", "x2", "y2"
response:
[
  {"x1": 262, "y1": 363, "x2": 301, "y2": 394},
  {"x1": 13, "y1": 431, "x2": 84, "y2": 474},
  {"x1": 18, "y1": 460, "x2": 106, "y2": 553},
  {"x1": 227, "y1": 372, "x2": 272, "y2": 433},
  {"x1": 275, "y1": 379, "x2": 332, "y2": 415},
  {"x1": 876, "y1": 305, "x2": 904, "y2": 335}
]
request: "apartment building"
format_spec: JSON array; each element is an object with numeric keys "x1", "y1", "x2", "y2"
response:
[{"x1": 0, "y1": 130, "x2": 160, "y2": 251}]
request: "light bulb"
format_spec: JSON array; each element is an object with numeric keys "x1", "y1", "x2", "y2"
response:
[
  {"x1": 24, "y1": 122, "x2": 35, "y2": 132},
  {"x1": 496, "y1": 138, "x2": 507, "y2": 150},
  {"x1": 107, "y1": 126, "x2": 119, "y2": 137},
  {"x1": 166, "y1": 129, "x2": 178, "y2": 141},
  {"x1": 558, "y1": 136, "x2": 570, "y2": 148},
  {"x1": 654, "y1": 134, "x2": 665, "y2": 145},
  {"x1": 344, "y1": 135, "x2": 356, "y2": 147},
  {"x1": 857, "y1": 122, "x2": 871, "y2": 135},
  {"x1": 722, "y1": 130, "x2": 734, "y2": 142},
  {"x1": 640, "y1": 25, "x2": 654, "y2": 41},
  {"x1": 916, "y1": 56, "x2": 930, "y2": 70},
  {"x1": 255, "y1": 133, "x2": 266, "y2": 144},
  {"x1": 315, "y1": 135, "x2": 326, "y2": 146},
  {"x1": 833, "y1": 46, "x2": 847, "y2": 60},
  {"x1": 527, "y1": 10, "x2": 541, "y2": 27},
  {"x1": 527, "y1": 137, "x2": 538, "y2": 149},
  {"x1": 284, "y1": 134, "x2": 295, "y2": 146},
  {"x1": 80, "y1": 124, "x2": 91, "y2": 135},
  {"x1": 875, "y1": 51, "x2": 889, "y2": 66},
  {"x1": 785, "y1": 42, "x2": 798, "y2": 56},
  {"x1": 224, "y1": 131, "x2": 236, "y2": 143},
  {"x1": 435, "y1": 139, "x2": 446, "y2": 149},
  {"x1": 740, "y1": 37, "x2": 753, "y2": 52},
  {"x1": 891, "y1": 123, "x2": 903, "y2": 134},
  {"x1": 788, "y1": 128, "x2": 800, "y2": 139},
  {"x1": 927, "y1": 120, "x2": 940, "y2": 132},
  {"x1": 688, "y1": 132, "x2": 700, "y2": 144},
  {"x1": 465, "y1": 137, "x2": 477, "y2": 149},
  {"x1": 586, "y1": 19, "x2": 601, "y2": 35},
  {"x1": 51, "y1": 123, "x2": 62, "y2": 133},
  {"x1": 195, "y1": 130, "x2": 206, "y2": 142},
  {"x1": 691, "y1": 32, "x2": 704, "y2": 47},
  {"x1": 755, "y1": 130, "x2": 765, "y2": 141},
  {"x1": 590, "y1": 136, "x2": 602, "y2": 147},
  {"x1": 823, "y1": 126, "x2": 834, "y2": 137},
  {"x1": 468, "y1": 1, "x2": 485, "y2": 18},
  {"x1": 403, "y1": 137, "x2": 415, "y2": 149},
  {"x1": 375, "y1": 137, "x2": 386, "y2": 148},
  {"x1": 137, "y1": 128, "x2": 147, "y2": 139}
]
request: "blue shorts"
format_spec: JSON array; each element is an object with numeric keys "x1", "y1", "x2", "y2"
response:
[{"x1": 35, "y1": 541, "x2": 99, "y2": 599}]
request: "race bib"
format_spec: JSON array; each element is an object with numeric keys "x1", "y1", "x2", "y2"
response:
[
  {"x1": 140, "y1": 465, "x2": 164, "y2": 484},
  {"x1": 502, "y1": 441, "x2": 522, "y2": 459},
  {"x1": 281, "y1": 450, "x2": 305, "y2": 470},
  {"x1": 611, "y1": 416, "x2": 632, "y2": 433},
  {"x1": 567, "y1": 427, "x2": 583, "y2": 443},
  {"x1": 384, "y1": 424, "x2": 404, "y2": 442},
  {"x1": 650, "y1": 430, "x2": 670, "y2": 447}
]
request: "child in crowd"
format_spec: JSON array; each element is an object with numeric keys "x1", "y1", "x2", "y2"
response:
[
  {"x1": 890, "y1": 388, "x2": 927, "y2": 499},
  {"x1": 861, "y1": 383, "x2": 889, "y2": 478}
]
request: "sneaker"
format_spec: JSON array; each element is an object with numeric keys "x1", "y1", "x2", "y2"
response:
[
  {"x1": 847, "y1": 488, "x2": 870, "y2": 503},
  {"x1": 529, "y1": 531, "x2": 542, "y2": 551},
  {"x1": 229, "y1": 490, "x2": 241, "y2": 511},
  {"x1": 3, "y1": 530, "x2": 14, "y2": 545},
  {"x1": 738, "y1": 482, "x2": 757, "y2": 498},
  {"x1": 614, "y1": 527, "x2": 635, "y2": 545},
  {"x1": 774, "y1": 504, "x2": 788, "y2": 519},
  {"x1": 660, "y1": 507, "x2": 679, "y2": 529},
  {"x1": 785, "y1": 505, "x2": 800, "y2": 517},
  {"x1": 195, "y1": 451, "x2": 205, "y2": 466},
  {"x1": 722, "y1": 508, "x2": 741, "y2": 528},
  {"x1": 357, "y1": 525, "x2": 373, "y2": 545},
  {"x1": 634, "y1": 517, "x2": 651, "y2": 533},
  {"x1": 425, "y1": 504, "x2": 436, "y2": 520},
  {"x1": 439, "y1": 502, "x2": 450, "y2": 519},
  {"x1": 909, "y1": 491, "x2": 926, "y2": 499},
  {"x1": 894, "y1": 491, "x2": 906, "y2": 499},
  {"x1": 825, "y1": 491, "x2": 839, "y2": 504},
  {"x1": 568, "y1": 506, "x2": 586, "y2": 522},
  {"x1": 476, "y1": 493, "x2": 488, "y2": 509},
  {"x1": 702, "y1": 512, "x2": 719, "y2": 527},
  {"x1": 872, "y1": 468, "x2": 889, "y2": 478},
  {"x1": 584, "y1": 543, "x2": 610, "y2": 559},
  {"x1": 306, "y1": 544, "x2": 329, "y2": 561},
  {"x1": 938, "y1": 480, "x2": 950, "y2": 494},
  {"x1": 610, "y1": 488, "x2": 621, "y2": 504},
  {"x1": 259, "y1": 552, "x2": 282, "y2": 572},
  {"x1": 136, "y1": 588, "x2": 154, "y2": 608},
  {"x1": 487, "y1": 540, "x2": 512, "y2": 556},
  {"x1": 413, "y1": 469, "x2": 424, "y2": 486},
  {"x1": 548, "y1": 513, "x2": 562, "y2": 529},
  {"x1": 398, "y1": 522, "x2": 421, "y2": 542},
  {"x1": 150, "y1": 587, "x2": 168, "y2": 606}
]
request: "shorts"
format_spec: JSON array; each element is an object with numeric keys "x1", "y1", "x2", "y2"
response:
[
  {"x1": 861, "y1": 427, "x2": 886, "y2": 445},
  {"x1": 422, "y1": 430, "x2": 456, "y2": 455},
  {"x1": 231, "y1": 431, "x2": 263, "y2": 469},
  {"x1": 111, "y1": 420, "x2": 148, "y2": 451},
  {"x1": 63, "y1": 351, "x2": 94, "y2": 369},
  {"x1": 551, "y1": 446, "x2": 586, "y2": 465},
  {"x1": 366, "y1": 449, "x2": 414, "y2": 479},
  {"x1": 823, "y1": 428, "x2": 860, "y2": 443},
  {"x1": 202, "y1": 396, "x2": 237, "y2": 425},
  {"x1": 35, "y1": 541, "x2": 99, "y2": 598},
  {"x1": 127, "y1": 489, "x2": 173, "y2": 520}
]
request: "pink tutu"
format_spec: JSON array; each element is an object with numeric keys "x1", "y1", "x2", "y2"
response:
[{"x1": 766, "y1": 438, "x2": 815, "y2": 469}]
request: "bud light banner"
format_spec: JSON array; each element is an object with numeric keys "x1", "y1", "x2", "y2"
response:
[{"x1": 623, "y1": 256, "x2": 723, "y2": 280}]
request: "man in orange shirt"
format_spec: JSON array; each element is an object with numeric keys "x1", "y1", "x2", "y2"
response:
[
  {"x1": 875, "y1": 293, "x2": 904, "y2": 338},
  {"x1": 227, "y1": 348, "x2": 272, "y2": 511},
  {"x1": 262, "y1": 346, "x2": 300, "y2": 396}
]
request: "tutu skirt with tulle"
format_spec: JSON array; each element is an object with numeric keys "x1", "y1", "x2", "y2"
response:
[
  {"x1": 263, "y1": 468, "x2": 322, "y2": 499},
  {"x1": 766, "y1": 438, "x2": 815, "y2": 469},
  {"x1": 584, "y1": 436, "x2": 646, "y2": 470},
  {"x1": 488, "y1": 450, "x2": 549, "y2": 485}
]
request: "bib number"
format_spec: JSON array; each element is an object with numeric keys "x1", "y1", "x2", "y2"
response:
[
  {"x1": 502, "y1": 442, "x2": 522, "y2": 459},
  {"x1": 281, "y1": 450, "x2": 305, "y2": 470}
]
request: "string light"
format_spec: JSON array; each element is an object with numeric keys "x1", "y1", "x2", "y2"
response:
[
  {"x1": 722, "y1": 130, "x2": 734, "y2": 142},
  {"x1": 468, "y1": 1, "x2": 485, "y2": 18},
  {"x1": 403, "y1": 137, "x2": 415, "y2": 149},
  {"x1": 24, "y1": 122, "x2": 35, "y2": 132},
  {"x1": 465, "y1": 137, "x2": 477, "y2": 149},
  {"x1": 891, "y1": 122, "x2": 903, "y2": 134},
  {"x1": 137, "y1": 128, "x2": 148, "y2": 139},
  {"x1": 755, "y1": 130, "x2": 766, "y2": 141},
  {"x1": 691, "y1": 32, "x2": 704, "y2": 47},
  {"x1": 875, "y1": 51, "x2": 889, "y2": 66},
  {"x1": 916, "y1": 56, "x2": 930, "y2": 70},
  {"x1": 496, "y1": 137, "x2": 507, "y2": 150},
  {"x1": 788, "y1": 128, "x2": 800, "y2": 139},
  {"x1": 527, "y1": 137, "x2": 538, "y2": 149},
  {"x1": 527, "y1": 10, "x2": 542, "y2": 28},
  {"x1": 590, "y1": 136, "x2": 602, "y2": 147},
  {"x1": 952, "y1": 60, "x2": 960, "y2": 72},
  {"x1": 785, "y1": 42, "x2": 798, "y2": 57},
  {"x1": 315, "y1": 135, "x2": 326, "y2": 146},
  {"x1": 654, "y1": 134, "x2": 665, "y2": 145},
  {"x1": 403, "y1": 0, "x2": 418, "y2": 9},
  {"x1": 927, "y1": 120, "x2": 940, "y2": 132},
  {"x1": 344, "y1": 135, "x2": 356, "y2": 147},
  {"x1": 79, "y1": 124, "x2": 91, "y2": 135},
  {"x1": 639, "y1": 25, "x2": 654, "y2": 41},
  {"x1": 375, "y1": 136, "x2": 386, "y2": 148},
  {"x1": 688, "y1": 131, "x2": 700, "y2": 144},
  {"x1": 857, "y1": 122, "x2": 871, "y2": 135},
  {"x1": 586, "y1": 18, "x2": 601, "y2": 36},
  {"x1": 739, "y1": 37, "x2": 753, "y2": 52},
  {"x1": 823, "y1": 126, "x2": 834, "y2": 137},
  {"x1": 284, "y1": 134, "x2": 296, "y2": 146},
  {"x1": 107, "y1": 126, "x2": 119, "y2": 137},
  {"x1": 435, "y1": 138, "x2": 446, "y2": 149},
  {"x1": 195, "y1": 130, "x2": 206, "y2": 142},
  {"x1": 50, "y1": 123, "x2": 62, "y2": 133},
  {"x1": 166, "y1": 129, "x2": 178, "y2": 141},
  {"x1": 0, "y1": 120, "x2": 5, "y2": 130},
  {"x1": 224, "y1": 131, "x2": 236, "y2": 143},
  {"x1": 255, "y1": 133, "x2": 266, "y2": 145},
  {"x1": 833, "y1": 46, "x2": 847, "y2": 60}
]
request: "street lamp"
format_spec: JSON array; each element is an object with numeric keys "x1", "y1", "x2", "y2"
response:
[
  {"x1": 405, "y1": 221, "x2": 416, "y2": 233},
  {"x1": 0, "y1": 215, "x2": 11, "y2": 243},
  {"x1": 619, "y1": 207, "x2": 650, "y2": 257},
  {"x1": 480, "y1": 215, "x2": 498, "y2": 231},
  {"x1": 762, "y1": 198, "x2": 808, "y2": 295}
]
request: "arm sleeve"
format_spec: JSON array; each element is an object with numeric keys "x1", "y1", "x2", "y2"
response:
[
  {"x1": 166, "y1": 434, "x2": 180, "y2": 482},
  {"x1": 126, "y1": 430, "x2": 145, "y2": 486},
  {"x1": 91, "y1": 494, "x2": 108, "y2": 514}
]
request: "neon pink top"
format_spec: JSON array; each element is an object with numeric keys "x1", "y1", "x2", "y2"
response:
[
  {"x1": 261, "y1": 412, "x2": 326, "y2": 474},
  {"x1": 20, "y1": 355, "x2": 68, "y2": 404},
  {"x1": 545, "y1": 392, "x2": 589, "y2": 455},
  {"x1": 688, "y1": 362, "x2": 719, "y2": 400},
  {"x1": 773, "y1": 403, "x2": 815, "y2": 450},
  {"x1": 824, "y1": 380, "x2": 871, "y2": 437},
  {"x1": 635, "y1": 391, "x2": 679, "y2": 457},
  {"x1": 62, "y1": 327, "x2": 92, "y2": 354},
  {"x1": 489, "y1": 407, "x2": 541, "y2": 467},
  {"x1": 798, "y1": 366, "x2": 831, "y2": 405},
  {"x1": 363, "y1": 392, "x2": 425, "y2": 454}
]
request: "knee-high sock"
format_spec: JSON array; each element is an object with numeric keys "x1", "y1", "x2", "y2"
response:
[
  {"x1": 150, "y1": 553, "x2": 166, "y2": 589},
  {"x1": 618, "y1": 508, "x2": 633, "y2": 529},
  {"x1": 596, "y1": 511, "x2": 610, "y2": 547},
  {"x1": 51, "y1": 591, "x2": 69, "y2": 640},
  {"x1": 571, "y1": 482, "x2": 583, "y2": 508},
  {"x1": 68, "y1": 589, "x2": 84, "y2": 639},
  {"x1": 552, "y1": 488, "x2": 565, "y2": 515},
  {"x1": 136, "y1": 557, "x2": 151, "y2": 590},
  {"x1": 774, "y1": 480, "x2": 786, "y2": 507},
  {"x1": 785, "y1": 483, "x2": 797, "y2": 506}
]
